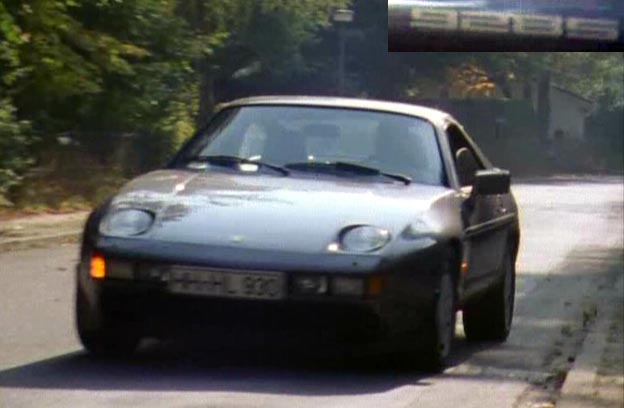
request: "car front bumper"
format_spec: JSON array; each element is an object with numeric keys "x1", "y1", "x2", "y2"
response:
[{"x1": 77, "y1": 236, "x2": 447, "y2": 344}]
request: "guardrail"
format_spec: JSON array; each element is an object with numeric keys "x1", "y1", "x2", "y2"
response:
[{"x1": 389, "y1": 4, "x2": 623, "y2": 42}]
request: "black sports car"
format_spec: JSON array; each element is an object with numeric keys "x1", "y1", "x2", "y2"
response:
[{"x1": 76, "y1": 96, "x2": 520, "y2": 370}]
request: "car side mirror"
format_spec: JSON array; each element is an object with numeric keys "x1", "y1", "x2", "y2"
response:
[
  {"x1": 455, "y1": 147, "x2": 479, "y2": 186},
  {"x1": 473, "y1": 169, "x2": 511, "y2": 196}
]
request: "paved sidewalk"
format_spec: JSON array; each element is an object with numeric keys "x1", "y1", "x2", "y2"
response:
[
  {"x1": 0, "y1": 211, "x2": 88, "y2": 252},
  {"x1": 557, "y1": 274, "x2": 624, "y2": 408}
]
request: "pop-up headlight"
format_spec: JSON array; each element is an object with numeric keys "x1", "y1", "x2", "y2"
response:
[
  {"x1": 340, "y1": 225, "x2": 391, "y2": 253},
  {"x1": 100, "y1": 209, "x2": 155, "y2": 237}
]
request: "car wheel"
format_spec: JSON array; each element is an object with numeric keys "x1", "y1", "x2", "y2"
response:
[
  {"x1": 76, "y1": 284, "x2": 140, "y2": 357},
  {"x1": 463, "y1": 248, "x2": 515, "y2": 342},
  {"x1": 418, "y1": 261, "x2": 457, "y2": 372}
]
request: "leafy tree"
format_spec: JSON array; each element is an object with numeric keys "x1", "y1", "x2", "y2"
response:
[
  {"x1": 1, "y1": 2, "x2": 32, "y2": 203},
  {"x1": 176, "y1": 0, "x2": 349, "y2": 124},
  {"x1": 461, "y1": 53, "x2": 624, "y2": 108},
  {"x1": 69, "y1": 0, "x2": 197, "y2": 145},
  {"x1": 0, "y1": 1, "x2": 23, "y2": 92},
  {"x1": 1, "y1": 0, "x2": 198, "y2": 203},
  {"x1": 0, "y1": 98, "x2": 31, "y2": 202},
  {"x1": 545, "y1": 53, "x2": 624, "y2": 108},
  {"x1": 4, "y1": 0, "x2": 149, "y2": 126},
  {"x1": 3, "y1": 0, "x2": 200, "y2": 160}
]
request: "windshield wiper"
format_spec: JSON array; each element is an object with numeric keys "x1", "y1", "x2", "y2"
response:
[
  {"x1": 187, "y1": 155, "x2": 289, "y2": 176},
  {"x1": 285, "y1": 161, "x2": 411, "y2": 185}
]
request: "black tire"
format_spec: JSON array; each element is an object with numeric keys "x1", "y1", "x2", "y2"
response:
[
  {"x1": 76, "y1": 284, "x2": 140, "y2": 357},
  {"x1": 463, "y1": 248, "x2": 515, "y2": 342},
  {"x1": 418, "y1": 257, "x2": 457, "y2": 372}
]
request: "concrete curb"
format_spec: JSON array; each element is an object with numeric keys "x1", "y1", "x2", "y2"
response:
[
  {"x1": 556, "y1": 275, "x2": 624, "y2": 408},
  {"x1": 0, "y1": 230, "x2": 81, "y2": 252}
]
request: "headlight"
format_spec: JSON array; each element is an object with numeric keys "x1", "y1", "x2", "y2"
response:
[
  {"x1": 100, "y1": 209, "x2": 155, "y2": 236},
  {"x1": 340, "y1": 225, "x2": 391, "y2": 252}
]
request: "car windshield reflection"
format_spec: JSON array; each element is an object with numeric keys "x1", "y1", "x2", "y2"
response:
[{"x1": 176, "y1": 106, "x2": 446, "y2": 186}]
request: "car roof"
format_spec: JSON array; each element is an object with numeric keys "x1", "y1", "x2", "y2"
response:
[{"x1": 218, "y1": 96, "x2": 454, "y2": 126}]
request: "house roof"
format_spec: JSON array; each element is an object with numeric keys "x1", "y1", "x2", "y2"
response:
[{"x1": 550, "y1": 84, "x2": 594, "y2": 106}]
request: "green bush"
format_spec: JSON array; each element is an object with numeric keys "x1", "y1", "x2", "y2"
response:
[{"x1": 0, "y1": 98, "x2": 32, "y2": 205}]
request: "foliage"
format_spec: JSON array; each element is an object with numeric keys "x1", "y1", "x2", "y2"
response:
[
  {"x1": 447, "y1": 64, "x2": 497, "y2": 98},
  {"x1": 175, "y1": 0, "x2": 349, "y2": 122},
  {"x1": 546, "y1": 53, "x2": 624, "y2": 108},
  {"x1": 0, "y1": 98, "x2": 32, "y2": 203},
  {"x1": 5, "y1": 0, "x2": 149, "y2": 109},
  {"x1": 353, "y1": 49, "x2": 623, "y2": 109},
  {"x1": 0, "y1": 1, "x2": 24, "y2": 89}
]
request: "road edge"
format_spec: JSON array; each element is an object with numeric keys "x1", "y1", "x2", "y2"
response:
[
  {"x1": 0, "y1": 231, "x2": 81, "y2": 253},
  {"x1": 556, "y1": 274, "x2": 624, "y2": 408}
]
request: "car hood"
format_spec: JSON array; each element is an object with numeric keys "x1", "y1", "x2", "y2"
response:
[{"x1": 109, "y1": 169, "x2": 452, "y2": 253}]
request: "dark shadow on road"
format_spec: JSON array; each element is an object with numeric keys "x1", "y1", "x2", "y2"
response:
[{"x1": 0, "y1": 344, "x2": 435, "y2": 394}]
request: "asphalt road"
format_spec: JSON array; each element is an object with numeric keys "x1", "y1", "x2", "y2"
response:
[{"x1": 1, "y1": 176, "x2": 622, "y2": 408}]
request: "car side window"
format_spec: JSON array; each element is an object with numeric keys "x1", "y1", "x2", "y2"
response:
[{"x1": 446, "y1": 124, "x2": 484, "y2": 186}]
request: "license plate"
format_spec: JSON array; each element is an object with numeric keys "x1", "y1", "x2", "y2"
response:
[{"x1": 168, "y1": 266, "x2": 285, "y2": 300}]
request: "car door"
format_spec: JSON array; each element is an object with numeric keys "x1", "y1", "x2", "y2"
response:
[{"x1": 445, "y1": 123, "x2": 508, "y2": 296}]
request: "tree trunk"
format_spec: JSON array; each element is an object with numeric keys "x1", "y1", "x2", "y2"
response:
[{"x1": 536, "y1": 70, "x2": 551, "y2": 142}]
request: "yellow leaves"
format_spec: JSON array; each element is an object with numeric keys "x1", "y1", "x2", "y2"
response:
[
  {"x1": 119, "y1": 43, "x2": 151, "y2": 58},
  {"x1": 447, "y1": 63, "x2": 497, "y2": 98}
]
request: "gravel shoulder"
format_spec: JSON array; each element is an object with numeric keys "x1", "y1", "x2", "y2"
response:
[{"x1": 0, "y1": 211, "x2": 87, "y2": 252}]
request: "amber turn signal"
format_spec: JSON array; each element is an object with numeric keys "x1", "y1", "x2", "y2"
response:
[
  {"x1": 368, "y1": 275, "x2": 385, "y2": 296},
  {"x1": 461, "y1": 261, "x2": 469, "y2": 276},
  {"x1": 90, "y1": 254, "x2": 106, "y2": 279}
]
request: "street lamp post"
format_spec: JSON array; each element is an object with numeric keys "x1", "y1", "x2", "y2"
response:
[{"x1": 332, "y1": 9, "x2": 354, "y2": 96}]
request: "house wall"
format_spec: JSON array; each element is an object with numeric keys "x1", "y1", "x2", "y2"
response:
[
  {"x1": 509, "y1": 81, "x2": 594, "y2": 141},
  {"x1": 405, "y1": 98, "x2": 552, "y2": 175},
  {"x1": 548, "y1": 87, "x2": 594, "y2": 141}
]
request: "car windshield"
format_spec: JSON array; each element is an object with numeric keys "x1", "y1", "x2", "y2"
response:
[{"x1": 176, "y1": 106, "x2": 446, "y2": 186}]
